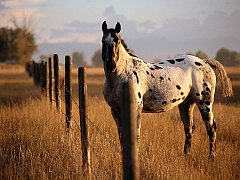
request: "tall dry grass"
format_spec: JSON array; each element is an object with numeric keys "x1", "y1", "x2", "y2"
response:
[{"x1": 0, "y1": 65, "x2": 239, "y2": 179}]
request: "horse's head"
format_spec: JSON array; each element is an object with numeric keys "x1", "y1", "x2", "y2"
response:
[{"x1": 101, "y1": 21, "x2": 122, "y2": 73}]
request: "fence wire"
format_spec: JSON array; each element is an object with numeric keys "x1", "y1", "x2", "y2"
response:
[{"x1": 40, "y1": 83, "x2": 121, "y2": 179}]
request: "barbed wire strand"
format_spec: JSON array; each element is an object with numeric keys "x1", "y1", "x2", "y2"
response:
[{"x1": 43, "y1": 86, "x2": 120, "y2": 151}]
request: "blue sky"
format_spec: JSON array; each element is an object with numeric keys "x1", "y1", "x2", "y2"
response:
[{"x1": 0, "y1": 0, "x2": 240, "y2": 60}]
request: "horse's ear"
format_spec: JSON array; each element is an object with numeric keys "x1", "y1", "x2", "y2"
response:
[
  {"x1": 115, "y1": 22, "x2": 121, "y2": 33},
  {"x1": 102, "y1": 21, "x2": 107, "y2": 32}
]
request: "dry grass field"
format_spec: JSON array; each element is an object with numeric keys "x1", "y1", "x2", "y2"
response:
[{"x1": 0, "y1": 64, "x2": 240, "y2": 179}]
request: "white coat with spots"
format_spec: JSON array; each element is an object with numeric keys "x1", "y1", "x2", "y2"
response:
[{"x1": 101, "y1": 21, "x2": 233, "y2": 160}]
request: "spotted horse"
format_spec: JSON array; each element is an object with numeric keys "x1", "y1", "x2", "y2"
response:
[{"x1": 101, "y1": 21, "x2": 233, "y2": 160}]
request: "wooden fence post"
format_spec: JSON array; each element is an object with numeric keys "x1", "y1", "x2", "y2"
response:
[
  {"x1": 48, "y1": 57, "x2": 53, "y2": 105},
  {"x1": 53, "y1": 54, "x2": 61, "y2": 111},
  {"x1": 36, "y1": 63, "x2": 41, "y2": 86},
  {"x1": 78, "y1": 67, "x2": 91, "y2": 177},
  {"x1": 121, "y1": 81, "x2": 139, "y2": 180},
  {"x1": 33, "y1": 61, "x2": 37, "y2": 86},
  {"x1": 27, "y1": 61, "x2": 33, "y2": 77},
  {"x1": 65, "y1": 56, "x2": 72, "y2": 129},
  {"x1": 41, "y1": 61, "x2": 47, "y2": 96}
]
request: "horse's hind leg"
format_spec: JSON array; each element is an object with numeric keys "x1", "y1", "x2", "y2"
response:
[
  {"x1": 197, "y1": 105, "x2": 216, "y2": 160},
  {"x1": 178, "y1": 99, "x2": 196, "y2": 156}
]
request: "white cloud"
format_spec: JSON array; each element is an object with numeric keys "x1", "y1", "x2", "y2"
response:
[
  {"x1": 103, "y1": 5, "x2": 116, "y2": 18},
  {"x1": 0, "y1": 0, "x2": 45, "y2": 28},
  {"x1": 48, "y1": 32, "x2": 99, "y2": 44},
  {"x1": 0, "y1": 0, "x2": 45, "y2": 7}
]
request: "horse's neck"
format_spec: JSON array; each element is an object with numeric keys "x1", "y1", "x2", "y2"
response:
[
  {"x1": 105, "y1": 43, "x2": 133, "y2": 83},
  {"x1": 115, "y1": 44, "x2": 133, "y2": 74}
]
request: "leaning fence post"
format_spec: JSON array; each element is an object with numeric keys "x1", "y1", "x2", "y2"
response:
[
  {"x1": 65, "y1": 56, "x2": 72, "y2": 129},
  {"x1": 121, "y1": 81, "x2": 139, "y2": 180},
  {"x1": 78, "y1": 67, "x2": 91, "y2": 177},
  {"x1": 48, "y1": 57, "x2": 53, "y2": 105},
  {"x1": 53, "y1": 54, "x2": 61, "y2": 111}
]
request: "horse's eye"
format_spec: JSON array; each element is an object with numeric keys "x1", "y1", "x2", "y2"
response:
[{"x1": 114, "y1": 36, "x2": 119, "y2": 43}]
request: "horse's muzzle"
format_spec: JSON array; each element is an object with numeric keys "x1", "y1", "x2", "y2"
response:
[{"x1": 105, "y1": 61, "x2": 116, "y2": 73}]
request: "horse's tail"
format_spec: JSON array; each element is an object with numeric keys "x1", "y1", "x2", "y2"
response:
[{"x1": 205, "y1": 59, "x2": 233, "y2": 97}]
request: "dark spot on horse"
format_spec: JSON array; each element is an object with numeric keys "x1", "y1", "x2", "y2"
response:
[
  {"x1": 203, "y1": 83, "x2": 207, "y2": 86},
  {"x1": 162, "y1": 101, "x2": 167, "y2": 105},
  {"x1": 199, "y1": 100, "x2": 204, "y2": 105},
  {"x1": 206, "y1": 92, "x2": 210, "y2": 96},
  {"x1": 153, "y1": 96, "x2": 157, "y2": 100},
  {"x1": 182, "y1": 96, "x2": 186, "y2": 100},
  {"x1": 168, "y1": 77, "x2": 171, "y2": 81},
  {"x1": 206, "y1": 87, "x2": 211, "y2": 92},
  {"x1": 167, "y1": 60, "x2": 175, "y2": 64},
  {"x1": 143, "y1": 105, "x2": 154, "y2": 112},
  {"x1": 143, "y1": 61, "x2": 147, "y2": 64},
  {"x1": 205, "y1": 101, "x2": 211, "y2": 105},
  {"x1": 138, "y1": 92, "x2": 141, "y2": 98},
  {"x1": 194, "y1": 62, "x2": 203, "y2": 66},
  {"x1": 177, "y1": 98, "x2": 181, "y2": 101},
  {"x1": 132, "y1": 59, "x2": 140, "y2": 67},
  {"x1": 175, "y1": 58, "x2": 184, "y2": 62},
  {"x1": 196, "y1": 93, "x2": 200, "y2": 96},
  {"x1": 201, "y1": 91, "x2": 206, "y2": 96},
  {"x1": 176, "y1": 85, "x2": 181, "y2": 90},
  {"x1": 133, "y1": 71, "x2": 139, "y2": 84},
  {"x1": 159, "y1": 62, "x2": 164, "y2": 64},
  {"x1": 172, "y1": 99, "x2": 177, "y2": 103},
  {"x1": 160, "y1": 76, "x2": 164, "y2": 80},
  {"x1": 151, "y1": 74, "x2": 155, "y2": 78},
  {"x1": 181, "y1": 92, "x2": 184, "y2": 95},
  {"x1": 159, "y1": 108, "x2": 164, "y2": 111},
  {"x1": 146, "y1": 71, "x2": 149, "y2": 75},
  {"x1": 149, "y1": 89, "x2": 153, "y2": 92},
  {"x1": 213, "y1": 121, "x2": 216, "y2": 130},
  {"x1": 150, "y1": 67, "x2": 155, "y2": 70},
  {"x1": 153, "y1": 65, "x2": 163, "y2": 69},
  {"x1": 206, "y1": 107, "x2": 210, "y2": 112}
]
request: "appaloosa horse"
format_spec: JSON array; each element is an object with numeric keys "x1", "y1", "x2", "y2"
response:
[{"x1": 101, "y1": 21, "x2": 233, "y2": 159}]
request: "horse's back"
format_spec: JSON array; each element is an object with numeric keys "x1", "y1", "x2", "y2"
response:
[{"x1": 142, "y1": 55, "x2": 216, "y2": 112}]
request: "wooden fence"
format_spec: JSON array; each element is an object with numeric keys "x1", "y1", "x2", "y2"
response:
[{"x1": 25, "y1": 54, "x2": 139, "y2": 179}]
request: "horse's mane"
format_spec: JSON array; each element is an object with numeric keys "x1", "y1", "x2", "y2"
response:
[{"x1": 120, "y1": 38, "x2": 138, "y2": 57}]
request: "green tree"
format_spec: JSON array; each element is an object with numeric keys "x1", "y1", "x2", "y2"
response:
[
  {"x1": 215, "y1": 48, "x2": 231, "y2": 66},
  {"x1": 0, "y1": 22, "x2": 37, "y2": 64},
  {"x1": 215, "y1": 48, "x2": 240, "y2": 66},
  {"x1": 187, "y1": 50, "x2": 208, "y2": 59},
  {"x1": 230, "y1": 51, "x2": 240, "y2": 66},
  {"x1": 72, "y1": 51, "x2": 87, "y2": 67},
  {"x1": 0, "y1": 28, "x2": 15, "y2": 62},
  {"x1": 13, "y1": 28, "x2": 37, "y2": 64},
  {"x1": 91, "y1": 49, "x2": 103, "y2": 67},
  {"x1": 196, "y1": 50, "x2": 208, "y2": 59}
]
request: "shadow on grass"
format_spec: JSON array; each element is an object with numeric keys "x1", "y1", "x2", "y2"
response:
[{"x1": 0, "y1": 82, "x2": 41, "y2": 106}]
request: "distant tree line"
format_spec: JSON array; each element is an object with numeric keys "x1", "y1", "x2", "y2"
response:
[
  {"x1": 70, "y1": 49, "x2": 102, "y2": 67},
  {"x1": 1, "y1": 20, "x2": 238, "y2": 67},
  {"x1": 190, "y1": 48, "x2": 240, "y2": 66},
  {"x1": 71, "y1": 47, "x2": 240, "y2": 67}
]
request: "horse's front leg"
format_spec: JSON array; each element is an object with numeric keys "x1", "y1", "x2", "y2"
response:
[
  {"x1": 136, "y1": 105, "x2": 142, "y2": 146},
  {"x1": 111, "y1": 108, "x2": 123, "y2": 149},
  {"x1": 111, "y1": 103, "x2": 142, "y2": 153}
]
